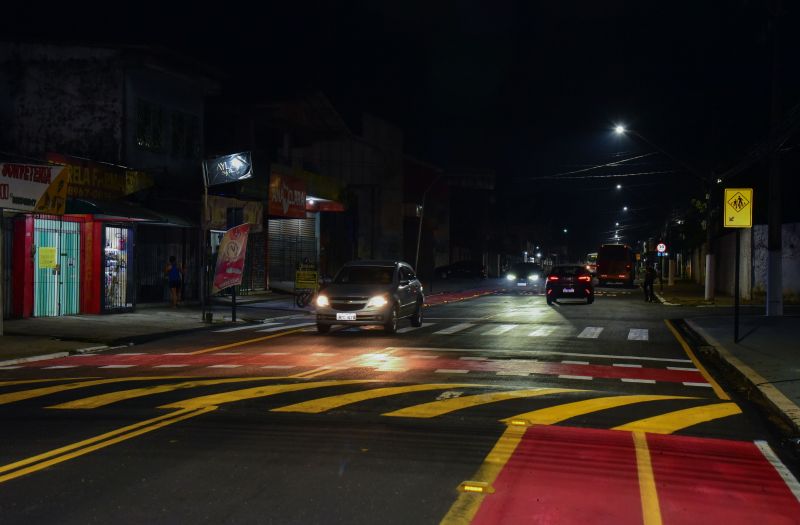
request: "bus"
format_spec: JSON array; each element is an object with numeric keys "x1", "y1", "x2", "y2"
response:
[
  {"x1": 596, "y1": 244, "x2": 635, "y2": 286},
  {"x1": 585, "y1": 252, "x2": 597, "y2": 276}
]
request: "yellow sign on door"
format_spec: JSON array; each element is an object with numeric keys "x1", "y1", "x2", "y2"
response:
[
  {"x1": 724, "y1": 188, "x2": 753, "y2": 228},
  {"x1": 38, "y1": 247, "x2": 58, "y2": 269}
]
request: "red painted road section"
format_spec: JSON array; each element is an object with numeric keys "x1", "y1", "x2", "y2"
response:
[
  {"x1": 18, "y1": 353, "x2": 706, "y2": 383},
  {"x1": 471, "y1": 426, "x2": 800, "y2": 525},
  {"x1": 425, "y1": 289, "x2": 497, "y2": 305}
]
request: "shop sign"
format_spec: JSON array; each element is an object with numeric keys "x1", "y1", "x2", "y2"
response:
[
  {"x1": 0, "y1": 163, "x2": 66, "y2": 212},
  {"x1": 45, "y1": 153, "x2": 153, "y2": 201},
  {"x1": 203, "y1": 152, "x2": 253, "y2": 187},
  {"x1": 269, "y1": 173, "x2": 306, "y2": 218},
  {"x1": 205, "y1": 195, "x2": 263, "y2": 232},
  {"x1": 211, "y1": 224, "x2": 250, "y2": 294},
  {"x1": 38, "y1": 247, "x2": 58, "y2": 269}
]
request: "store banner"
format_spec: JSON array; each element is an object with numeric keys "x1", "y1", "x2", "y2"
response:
[
  {"x1": 268, "y1": 173, "x2": 306, "y2": 218},
  {"x1": 45, "y1": 153, "x2": 154, "y2": 200},
  {"x1": 211, "y1": 224, "x2": 250, "y2": 294},
  {"x1": 203, "y1": 152, "x2": 253, "y2": 187},
  {"x1": 205, "y1": 195, "x2": 263, "y2": 233},
  {"x1": 0, "y1": 163, "x2": 66, "y2": 212}
]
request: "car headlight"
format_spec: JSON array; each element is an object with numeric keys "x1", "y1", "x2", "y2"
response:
[
  {"x1": 366, "y1": 294, "x2": 388, "y2": 308},
  {"x1": 528, "y1": 274, "x2": 539, "y2": 281},
  {"x1": 506, "y1": 274, "x2": 516, "y2": 281},
  {"x1": 316, "y1": 295, "x2": 329, "y2": 307}
]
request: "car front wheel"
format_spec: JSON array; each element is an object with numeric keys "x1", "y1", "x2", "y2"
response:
[
  {"x1": 410, "y1": 299, "x2": 423, "y2": 327},
  {"x1": 384, "y1": 305, "x2": 399, "y2": 334}
]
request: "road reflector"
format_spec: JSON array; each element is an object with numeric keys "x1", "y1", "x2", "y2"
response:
[
  {"x1": 508, "y1": 418, "x2": 531, "y2": 427},
  {"x1": 458, "y1": 481, "x2": 495, "y2": 494}
]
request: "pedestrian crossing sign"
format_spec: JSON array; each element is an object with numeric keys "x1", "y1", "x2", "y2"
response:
[{"x1": 724, "y1": 188, "x2": 753, "y2": 228}]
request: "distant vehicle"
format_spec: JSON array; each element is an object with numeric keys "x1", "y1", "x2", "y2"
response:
[
  {"x1": 585, "y1": 252, "x2": 598, "y2": 276},
  {"x1": 435, "y1": 260, "x2": 486, "y2": 279},
  {"x1": 546, "y1": 264, "x2": 594, "y2": 305},
  {"x1": 596, "y1": 244, "x2": 635, "y2": 286},
  {"x1": 503, "y1": 262, "x2": 543, "y2": 293},
  {"x1": 315, "y1": 260, "x2": 424, "y2": 334}
]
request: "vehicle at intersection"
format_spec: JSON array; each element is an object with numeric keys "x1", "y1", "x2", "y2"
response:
[
  {"x1": 315, "y1": 260, "x2": 424, "y2": 334},
  {"x1": 596, "y1": 243, "x2": 635, "y2": 286},
  {"x1": 545, "y1": 264, "x2": 594, "y2": 304},
  {"x1": 503, "y1": 262, "x2": 544, "y2": 293},
  {"x1": 434, "y1": 260, "x2": 487, "y2": 279}
]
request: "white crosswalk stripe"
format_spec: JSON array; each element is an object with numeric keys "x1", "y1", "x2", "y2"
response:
[
  {"x1": 528, "y1": 326, "x2": 555, "y2": 337},
  {"x1": 397, "y1": 322, "x2": 435, "y2": 334},
  {"x1": 627, "y1": 329, "x2": 649, "y2": 341},
  {"x1": 577, "y1": 327, "x2": 604, "y2": 339},
  {"x1": 433, "y1": 323, "x2": 475, "y2": 335},
  {"x1": 482, "y1": 324, "x2": 517, "y2": 336}
]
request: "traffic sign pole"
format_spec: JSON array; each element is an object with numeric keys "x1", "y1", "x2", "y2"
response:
[
  {"x1": 724, "y1": 188, "x2": 752, "y2": 344},
  {"x1": 735, "y1": 229, "x2": 740, "y2": 343}
]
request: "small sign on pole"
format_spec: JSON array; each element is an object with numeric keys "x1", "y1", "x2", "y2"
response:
[{"x1": 724, "y1": 188, "x2": 753, "y2": 343}]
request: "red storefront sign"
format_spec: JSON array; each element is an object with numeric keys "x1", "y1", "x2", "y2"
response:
[
  {"x1": 211, "y1": 224, "x2": 250, "y2": 295},
  {"x1": 268, "y1": 173, "x2": 306, "y2": 218}
]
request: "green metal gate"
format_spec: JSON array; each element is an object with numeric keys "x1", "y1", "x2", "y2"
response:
[{"x1": 34, "y1": 218, "x2": 81, "y2": 317}]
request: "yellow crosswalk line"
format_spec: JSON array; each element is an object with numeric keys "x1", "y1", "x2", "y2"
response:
[
  {"x1": 613, "y1": 403, "x2": 742, "y2": 434},
  {"x1": 272, "y1": 383, "x2": 477, "y2": 414},
  {"x1": 0, "y1": 377, "x2": 192, "y2": 406},
  {"x1": 159, "y1": 380, "x2": 375, "y2": 409},
  {"x1": 500, "y1": 395, "x2": 694, "y2": 426},
  {"x1": 383, "y1": 388, "x2": 584, "y2": 419},
  {"x1": 47, "y1": 377, "x2": 285, "y2": 409}
]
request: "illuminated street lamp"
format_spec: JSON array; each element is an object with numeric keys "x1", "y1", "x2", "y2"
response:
[
  {"x1": 614, "y1": 125, "x2": 626, "y2": 135},
  {"x1": 615, "y1": 222, "x2": 619, "y2": 226},
  {"x1": 616, "y1": 183, "x2": 622, "y2": 189},
  {"x1": 563, "y1": 228, "x2": 568, "y2": 233},
  {"x1": 623, "y1": 206, "x2": 628, "y2": 212}
]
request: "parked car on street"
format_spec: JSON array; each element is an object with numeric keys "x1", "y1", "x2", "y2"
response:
[
  {"x1": 546, "y1": 264, "x2": 594, "y2": 304},
  {"x1": 434, "y1": 260, "x2": 487, "y2": 279},
  {"x1": 503, "y1": 262, "x2": 544, "y2": 293},
  {"x1": 315, "y1": 260, "x2": 424, "y2": 334}
]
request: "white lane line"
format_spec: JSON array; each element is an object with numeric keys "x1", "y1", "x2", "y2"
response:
[
  {"x1": 627, "y1": 328, "x2": 649, "y2": 341},
  {"x1": 261, "y1": 365, "x2": 295, "y2": 369},
  {"x1": 562, "y1": 360, "x2": 589, "y2": 365},
  {"x1": 667, "y1": 366, "x2": 698, "y2": 371},
  {"x1": 43, "y1": 365, "x2": 78, "y2": 369},
  {"x1": 754, "y1": 440, "x2": 800, "y2": 503},
  {"x1": 482, "y1": 324, "x2": 517, "y2": 336},
  {"x1": 435, "y1": 369, "x2": 470, "y2": 374},
  {"x1": 496, "y1": 371, "x2": 530, "y2": 377},
  {"x1": 311, "y1": 353, "x2": 336, "y2": 357},
  {"x1": 577, "y1": 327, "x2": 604, "y2": 339},
  {"x1": 166, "y1": 352, "x2": 191, "y2": 355},
  {"x1": 213, "y1": 322, "x2": 279, "y2": 333},
  {"x1": 558, "y1": 375, "x2": 593, "y2": 380},
  {"x1": 99, "y1": 365, "x2": 135, "y2": 369},
  {"x1": 207, "y1": 364, "x2": 242, "y2": 369},
  {"x1": 115, "y1": 352, "x2": 145, "y2": 355},
  {"x1": 0, "y1": 366, "x2": 23, "y2": 369},
  {"x1": 621, "y1": 378, "x2": 656, "y2": 384},
  {"x1": 434, "y1": 323, "x2": 475, "y2": 335},
  {"x1": 383, "y1": 346, "x2": 693, "y2": 364},
  {"x1": 682, "y1": 382, "x2": 712, "y2": 388},
  {"x1": 397, "y1": 322, "x2": 435, "y2": 334},
  {"x1": 262, "y1": 352, "x2": 289, "y2": 356},
  {"x1": 460, "y1": 357, "x2": 488, "y2": 361},
  {"x1": 256, "y1": 322, "x2": 315, "y2": 333},
  {"x1": 153, "y1": 364, "x2": 189, "y2": 368},
  {"x1": 528, "y1": 326, "x2": 555, "y2": 337},
  {"x1": 408, "y1": 355, "x2": 439, "y2": 359},
  {"x1": 215, "y1": 352, "x2": 243, "y2": 355},
  {"x1": 613, "y1": 363, "x2": 643, "y2": 368}
]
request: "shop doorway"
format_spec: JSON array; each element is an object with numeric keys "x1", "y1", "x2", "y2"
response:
[
  {"x1": 103, "y1": 225, "x2": 134, "y2": 312},
  {"x1": 33, "y1": 217, "x2": 81, "y2": 317}
]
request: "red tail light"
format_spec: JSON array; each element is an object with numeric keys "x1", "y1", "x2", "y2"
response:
[
  {"x1": 578, "y1": 275, "x2": 591, "y2": 282},
  {"x1": 547, "y1": 275, "x2": 560, "y2": 282}
]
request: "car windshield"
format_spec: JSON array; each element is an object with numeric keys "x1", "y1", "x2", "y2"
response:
[
  {"x1": 510, "y1": 263, "x2": 541, "y2": 275},
  {"x1": 334, "y1": 266, "x2": 394, "y2": 284}
]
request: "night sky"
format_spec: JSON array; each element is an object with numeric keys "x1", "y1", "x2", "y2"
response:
[{"x1": 9, "y1": 1, "x2": 800, "y2": 257}]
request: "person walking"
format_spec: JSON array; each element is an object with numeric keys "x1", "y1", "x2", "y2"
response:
[
  {"x1": 165, "y1": 255, "x2": 183, "y2": 308},
  {"x1": 643, "y1": 263, "x2": 658, "y2": 303}
]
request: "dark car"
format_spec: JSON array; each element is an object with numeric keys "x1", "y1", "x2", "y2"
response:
[
  {"x1": 435, "y1": 260, "x2": 487, "y2": 279},
  {"x1": 503, "y1": 262, "x2": 544, "y2": 293},
  {"x1": 315, "y1": 260, "x2": 424, "y2": 334},
  {"x1": 545, "y1": 264, "x2": 594, "y2": 305}
]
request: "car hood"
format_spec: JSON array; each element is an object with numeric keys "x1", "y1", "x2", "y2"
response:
[{"x1": 320, "y1": 283, "x2": 395, "y2": 298}]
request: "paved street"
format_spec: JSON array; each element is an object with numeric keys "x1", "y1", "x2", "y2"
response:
[{"x1": 1, "y1": 289, "x2": 799, "y2": 524}]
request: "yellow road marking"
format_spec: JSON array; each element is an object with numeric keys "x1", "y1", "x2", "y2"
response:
[
  {"x1": 632, "y1": 432, "x2": 663, "y2": 525},
  {"x1": 159, "y1": 380, "x2": 374, "y2": 409},
  {"x1": 384, "y1": 388, "x2": 584, "y2": 419},
  {"x1": 47, "y1": 377, "x2": 287, "y2": 410},
  {"x1": 440, "y1": 424, "x2": 526, "y2": 525},
  {"x1": 500, "y1": 395, "x2": 693, "y2": 426},
  {"x1": 272, "y1": 383, "x2": 477, "y2": 414},
  {"x1": 188, "y1": 328, "x2": 306, "y2": 355},
  {"x1": 614, "y1": 403, "x2": 742, "y2": 434},
  {"x1": 0, "y1": 378, "x2": 98, "y2": 387},
  {"x1": 289, "y1": 349, "x2": 399, "y2": 379},
  {"x1": 0, "y1": 406, "x2": 215, "y2": 484},
  {"x1": 664, "y1": 319, "x2": 729, "y2": 400},
  {"x1": 0, "y1": 376, "x2": 193, "y2": 406}
]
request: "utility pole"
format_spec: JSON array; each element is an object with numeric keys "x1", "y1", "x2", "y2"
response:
[{"x1": 767, "y1": 1, "x2": 783, "y2": 316}]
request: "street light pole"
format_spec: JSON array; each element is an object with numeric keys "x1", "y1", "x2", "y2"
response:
[{"x1": 414, "y1": 173, "x2": 443, "y2": 273}]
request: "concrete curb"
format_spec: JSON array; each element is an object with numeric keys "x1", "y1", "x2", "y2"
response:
[
  {"x1": 684, "y1": 318, "x2": 800, "y2": 438},
  {"x1": 0, "y1": 344, "x2": 109, "y2": 367},
  {"x1": 653, "y1": 292, "x2": 679, "y2": 306}
]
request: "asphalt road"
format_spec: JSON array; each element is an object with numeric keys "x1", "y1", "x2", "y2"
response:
[{"x1": 1, "y1": 288, "x2": 799, "y2": 524}]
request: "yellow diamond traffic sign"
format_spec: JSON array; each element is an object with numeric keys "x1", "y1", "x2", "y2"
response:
[{"x1": 724, "y1": 188, "x2": 753, "y2": 228}]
